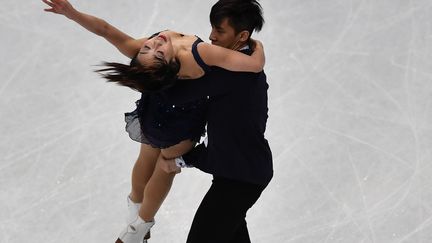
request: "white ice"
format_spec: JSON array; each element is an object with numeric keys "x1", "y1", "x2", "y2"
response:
[{"x1": 1, "y1": 0, "x2": 432, "y2": 242}]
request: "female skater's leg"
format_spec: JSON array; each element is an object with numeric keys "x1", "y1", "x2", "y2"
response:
[
  {"x1": 129, "y1": 143, "x2": 160, "y2": 203},
  {"x1": 139, "y1": 140, "x2": 195, "y2": 221},
  {"x1": 117, "y1": 144, "x2": 161, "y2": 243},
  {"x1": 118, "y1": 140, "x2": 193, "y2": 243}
]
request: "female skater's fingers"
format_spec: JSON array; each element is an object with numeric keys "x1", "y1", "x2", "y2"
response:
[
  {"x1": 172, "y1": 162, "x2": 181, "y2": 174},
  {"x1": 169, "y1": 164, "x2": 179, "y2": 174},
  {"x1": 51, "y1": 0, "x2": 66, "y2": 7},
  {"x1": 43, "y1": 7, "x2": 59, "y2": 14},
  {"x1": 159, "y1": 157, "x2": 181, "y2": 174},
  {"x1": 50, "y1": 0, "x2": 62, "y2": 6},
  {"x1": 42, "y1": 0, "x2": 55, "y2": 8}
]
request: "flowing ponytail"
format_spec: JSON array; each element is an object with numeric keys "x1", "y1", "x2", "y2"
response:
[{"x1": 96, "y1": 55, "x2": 180, "y2": 92}]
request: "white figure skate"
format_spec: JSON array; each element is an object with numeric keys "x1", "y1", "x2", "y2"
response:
[
  {"x1": 126, "y1": 195, "x2": 151, "y2": 242},
  {"x1": 116, "y1": 216, "x2": 155, "y2": 243}
]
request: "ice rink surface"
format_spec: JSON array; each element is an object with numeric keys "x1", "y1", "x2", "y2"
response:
[{"x1": 1, "y1": 0, "x2": 432, "y2": 242}]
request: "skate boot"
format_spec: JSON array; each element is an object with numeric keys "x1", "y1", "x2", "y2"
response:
[
  {"x1": 126, "y1": 195, "x2": 141, "y2": 223},
  {"x1": 116, "y1": 216, "x2": 155, "y2": 243},
  {"x1": 126, "y1": 195, "x2": 151, "y2": 241}
]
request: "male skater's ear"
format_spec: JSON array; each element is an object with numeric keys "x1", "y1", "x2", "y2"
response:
[{"x1": 238, "y1": 30, "x2": 250, "y2": 43}]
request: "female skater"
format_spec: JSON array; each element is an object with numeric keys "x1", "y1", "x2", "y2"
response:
[{"x1": 42, "y1": 0, "x2": 265, "y2": 242}]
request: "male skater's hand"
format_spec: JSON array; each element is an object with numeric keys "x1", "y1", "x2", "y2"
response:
[{"x1": 159, "y1": 157, "x2": 181, "y2": 174}]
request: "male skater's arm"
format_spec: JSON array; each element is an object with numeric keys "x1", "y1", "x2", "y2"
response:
[
  {"x1": 159, "y1": 142, "x2": 208, "y2": 174},
  {"x1": 159, "y1": 138, "x2": 208, "y2": 172},
  {"x1": 164, "y1": 68, "x2": 260, "y2": 105},
  {"x1": 177, "y1": 142, "x2": 208, "y2": 168}
]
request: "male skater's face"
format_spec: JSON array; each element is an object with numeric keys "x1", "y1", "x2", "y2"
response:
[{"x1": 209, "y1": 18, "x2": 241, "y2": 50}]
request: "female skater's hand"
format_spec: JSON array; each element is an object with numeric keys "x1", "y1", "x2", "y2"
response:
[
  {"x1": 249, "y1": 38, "x2": 263, "y2": 53},
  {"x1": 249, "y1": 38, "x2": 265, "y2": 69},
  {"x1": 42, "y1": 0, "x2": 78, "y2": 19}
]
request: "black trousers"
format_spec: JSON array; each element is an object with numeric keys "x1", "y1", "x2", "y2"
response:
[{"x1": 186, "y1": 176, "x2": 266, "y2": 243}]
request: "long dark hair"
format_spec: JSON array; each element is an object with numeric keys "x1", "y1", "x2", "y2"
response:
[{"x1": 95, "y1": 54, "x2": 180, "y2": 92}]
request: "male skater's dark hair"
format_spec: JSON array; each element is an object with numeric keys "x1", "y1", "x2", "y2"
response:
[
  {"x1": 210, "y1": 0, "x2": 264, "y2": 38},
  {"x1": 95, "y1": 55, "x2": 180, "y2": 92}
]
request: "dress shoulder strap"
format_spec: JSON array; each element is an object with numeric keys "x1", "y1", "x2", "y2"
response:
[{"x1": 191, "y1": 38, "x2": 211, "y2": 72}]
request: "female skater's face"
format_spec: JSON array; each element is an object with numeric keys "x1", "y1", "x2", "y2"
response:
[{"x1": 137, "y1": 33, "x2": 175, "y2": 65}]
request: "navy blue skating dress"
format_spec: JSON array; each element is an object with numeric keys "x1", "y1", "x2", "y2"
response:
[{"x1": 124, "y1": 37, "x2": 209, "y2": 149}]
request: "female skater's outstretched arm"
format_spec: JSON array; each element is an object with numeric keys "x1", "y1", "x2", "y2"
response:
[{"x1": 42, "y1": 0, "x2": 145, "y2": 58}]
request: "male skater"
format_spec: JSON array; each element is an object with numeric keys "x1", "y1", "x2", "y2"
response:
[{"x1": 161, "y1": 0, "x2": 273, "y2": 242}]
